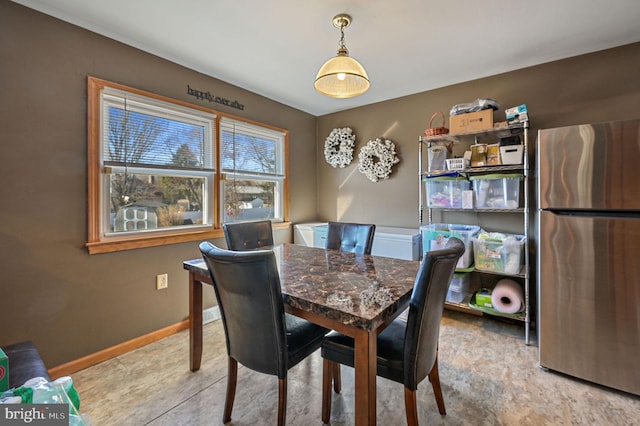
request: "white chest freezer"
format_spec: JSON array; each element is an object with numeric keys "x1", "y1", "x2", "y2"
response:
[
  {"x1": 371, "y1": 226, "x2": 421, "y2": 261},
  {"x1": 293, "y1": 222, "x2": 327, "y2": 247},
  {"x1": 295, "y1": 223, "x2": 420, "y2": 261}
]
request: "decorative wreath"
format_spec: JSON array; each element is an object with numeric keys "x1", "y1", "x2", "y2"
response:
[
  {"x1": 357, "y1": 137, "x2": 400, "y2": 182},
  {"x1": 324, "y1": 127, "x2": 356, "y2": 168}
]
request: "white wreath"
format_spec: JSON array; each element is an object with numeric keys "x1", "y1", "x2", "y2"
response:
[
  {"x1": 324, "y1": 127, "x2": 355, "y2": 168},
  {"x1": 358, "y1": 138, "x2": 400, "y2": 182}
]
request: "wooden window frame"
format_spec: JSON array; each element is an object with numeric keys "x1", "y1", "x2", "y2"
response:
[{"x1": 86, "y1": 77, "x2": 289, "y2": 254}]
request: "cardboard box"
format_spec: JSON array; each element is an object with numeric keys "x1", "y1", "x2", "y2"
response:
[
  {"x1": 487, "y1": 143, "x2": 501, "y2": 166},
  {"x1": 470, "y1": 144, "x2": 487, "y2": 167},
  {"x1": 449, "y1": 109, "x2": 493, "y2": 133},
  {"x1": 0, "y1": 348, "x2": 8, "y2": 392}
]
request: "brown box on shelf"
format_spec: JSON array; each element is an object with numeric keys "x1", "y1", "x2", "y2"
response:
[
  {"x1": 487, "y1": 143, "x2": 501, "y2": 165},
  {"x1": 449, "y1": 109, "x2": 494, "y2": 133},
  {"x1": 470, "y1": 144, "x2": 487, "y2": 167}
]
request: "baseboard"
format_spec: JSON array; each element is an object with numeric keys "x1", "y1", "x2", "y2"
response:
[
  {"x1": 48, "y1": 307, "x2": 223, "y2": 379},
  {"x1": 48, "y1": 319, "x2": 189, "y2": 379}
]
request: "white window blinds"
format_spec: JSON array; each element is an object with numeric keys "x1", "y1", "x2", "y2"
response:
[{"x1": 102, "y1": 90, "x2": 215, "y2": 171}]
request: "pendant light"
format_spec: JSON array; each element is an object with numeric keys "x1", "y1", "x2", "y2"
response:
[{"x1": 314, "y1": 14, "x2": 370, "y2": 98}]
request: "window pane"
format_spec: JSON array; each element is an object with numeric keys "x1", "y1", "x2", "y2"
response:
[
  {"x1": 108, "y1": 172, "x2": 205, "y2": 233},
  {"x1": 105, "y1": 106, "x2": 211, "y2": 170},
  {"x1": 221, "y1": 130, "x2": 277, "y2": 175},
  {"x1": 223, "y1": 178, "x2": 276, "y2": 223}
]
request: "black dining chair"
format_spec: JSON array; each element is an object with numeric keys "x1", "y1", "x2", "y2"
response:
[
  {"x1": 325, "y1": 221, "x2": 376, "y2": 254},
  {"x1": 223, "y1": 220, "x2": 274, "y2": 250},
  {"x1": 320, "y1": 237, "x2": 465, "y2": 426},
  {"x1": 199, "y1": 241, "x2": 329, "y2": 425}
]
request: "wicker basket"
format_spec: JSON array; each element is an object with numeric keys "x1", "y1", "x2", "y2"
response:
[{"x1": 424, "y1": 111, "x2": 449, "y2": 137}]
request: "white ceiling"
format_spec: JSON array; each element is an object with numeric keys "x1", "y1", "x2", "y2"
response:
[{"x1": 13, "y1": 0, "x2": 640, "y2": 116}]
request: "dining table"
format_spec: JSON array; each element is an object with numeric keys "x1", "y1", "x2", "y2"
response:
[{"x1": 183, "y1": 242, "x2": 421, "y2": 426}]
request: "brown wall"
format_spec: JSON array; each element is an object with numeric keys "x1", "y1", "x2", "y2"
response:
[
  {"x1": 316, "y1": 42, "x2": 640, "y2": 230},
  {"x1": 2, "y1": 0, "x2": 639, "y2": 369},
  {"x1": 0, "y1": 1, "x2": 317, "y2": 367}
]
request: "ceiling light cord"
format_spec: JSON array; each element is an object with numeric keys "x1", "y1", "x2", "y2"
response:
[{"x1": 338, "y1": 23, "x2": 348, "y2": 55}]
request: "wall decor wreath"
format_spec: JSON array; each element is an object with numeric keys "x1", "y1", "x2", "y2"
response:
[
  {"x1": 357, "y1": 137, "x2": 400, "y2": 182},
  {"x1": 324, "y1": 127, "x2": 356, "y2": 168}
]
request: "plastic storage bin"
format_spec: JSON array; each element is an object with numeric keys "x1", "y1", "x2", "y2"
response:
[
  {"x1": 473, "y1": 232, "x2": 525, "y2": 274},
  {"x1": 421, "y1": 223, "x2": 481, "y2": 269},
  {"x1": 446, "y1": 272, "x2": 473, "y2": 304},
  {"x1": 424, "y1": 176, "x2": 470, "y2": 208},
  {"x1": 470, "y1": 174, "x2": 523, "y2": 209},
  {"x1": 445, "y1": 158, "x2": 469, "y2": 171},
  {"x1": 499, "y1": 145, "x2": 524, "y2": 165}
]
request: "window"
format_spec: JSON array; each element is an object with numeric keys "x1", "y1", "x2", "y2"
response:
[
  {"x1": 101, "y1": 89, "x2": 215, "y2": 235},
  {"x1": 87, "y1": 77, "x2": 289, "y2": 254},
  {"x1": 220, "y1": 118, "x2": 286, "y2": 223}
]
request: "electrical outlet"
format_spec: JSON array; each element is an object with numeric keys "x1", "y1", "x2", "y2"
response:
[{"x1": 156, "y1": 273, "x2": 168, "y2": 290}]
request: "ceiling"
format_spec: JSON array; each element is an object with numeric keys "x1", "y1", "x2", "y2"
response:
[{"x1": 13, "y1": 0, "x2": 640, "y2": 116}]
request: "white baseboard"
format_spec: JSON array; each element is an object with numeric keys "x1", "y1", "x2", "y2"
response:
[{"x1": 203, "y1": 306, "x2": 220, "y2": 324}]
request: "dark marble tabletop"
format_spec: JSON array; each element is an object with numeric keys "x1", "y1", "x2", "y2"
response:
[{"x1": 184, "y1": 243, "x2": 421, "y2": 332}]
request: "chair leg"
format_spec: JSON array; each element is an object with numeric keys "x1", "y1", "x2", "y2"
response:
[
  {"x1": 428, "y1": 357, "x2": 446, "y2": 415},
  {"x1": 404, "y1": 387, "x2": 419, "y2": 426},
  {"x1": 278, "y1": 378, "x2": 287, "y2": 426},
  {"x1": 223, "y1": 357, "x2": 238, "y2": 423},
  {"x1": 332, "y1": 361, "x2": 341, "y2": 393},
  {"x1": 322, "y1": 358, "x2": 333, "y2": 424}
]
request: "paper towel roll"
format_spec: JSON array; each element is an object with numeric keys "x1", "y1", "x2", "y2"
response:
[{"x1": 491, "y1": 279, "x2": 524, "y2": 314}]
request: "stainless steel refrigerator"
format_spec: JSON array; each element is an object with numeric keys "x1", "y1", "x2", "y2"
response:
[{"x1": 537, "y1": 118, "x2": 640, "y2": 396}]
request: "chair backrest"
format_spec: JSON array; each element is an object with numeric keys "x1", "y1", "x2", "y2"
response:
[
  {"x1": 403, "y1": 237, "x2": 465, "y2": 390},
  {"x1": 223, "y1": 220, "x2": 274, "y2": 250},
  {"x1": 325, "y1": 221, "x2": 376, "y2": 255},
  {"x1": 199, "y1": 241, "x2": 287, "y2": 378}
]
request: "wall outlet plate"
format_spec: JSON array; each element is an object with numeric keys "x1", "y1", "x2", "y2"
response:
[{"x1": 156, "y1": 273, "x2": 168, "y2": 290}]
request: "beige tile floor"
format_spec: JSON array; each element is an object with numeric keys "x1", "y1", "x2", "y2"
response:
[{"x1": 72, "y1": 311, "x2": 640, "y2": 425}]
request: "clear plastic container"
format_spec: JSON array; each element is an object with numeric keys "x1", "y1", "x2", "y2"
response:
[
  {"x1": 473, "y1": 232, "x2": 525, "y2": 274},
  {"x1": 470, "y1": 174, "x2": 522, "y2": 209},
  {"x1": 446, "y1": 272, "x2": 473, "y2": 304},
  {"x1": 421, "y1": 223, "x2": 480, "y2": 268},
  {"x1": 424, "y1": 176, "x2": 470, "y2": 208}
]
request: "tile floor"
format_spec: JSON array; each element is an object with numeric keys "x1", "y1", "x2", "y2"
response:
[{"x1": 72, "y1": 311, "x2": 640, "y2": 425}]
